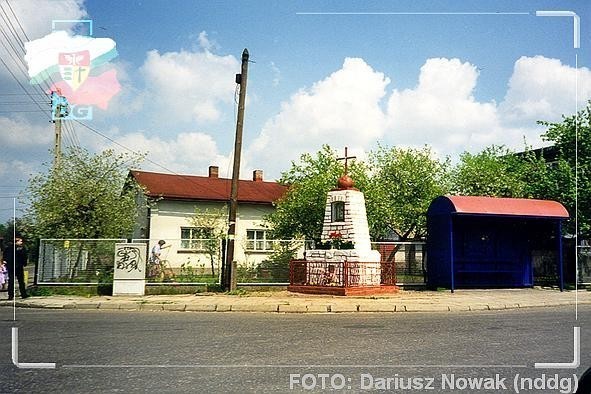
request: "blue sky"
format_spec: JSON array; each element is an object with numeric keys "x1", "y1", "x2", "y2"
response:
[{"x1": 0, "y1": 0, "x2": 589, "y2": 221}]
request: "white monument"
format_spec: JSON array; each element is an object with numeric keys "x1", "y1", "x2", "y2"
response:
[{"x1": 304, "y1": 148, "x2": 382, "y2": 287}]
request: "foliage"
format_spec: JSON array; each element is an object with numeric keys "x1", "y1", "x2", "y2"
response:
[
  {"x1": 539, "y1": 103, "x2": 591, "y2": 238},
  {"x1": 26, "y1": 147, "x2": 144, "y2": 239},
  {"x1": 366, "y1": 145, "x2": 449, "y2": 240},
  {"x1": 189, "y1": 205, "x2": 228, "y2": 276},
  {"x1": 450, "y1": 145, "x2": 529, "y2": 198},
  {"x1": 175, "y1": 261, "x2": 217, "y2": 283},
  {"x1": 266, "y1": 145, "x2": 366, "y2": 240},
  {"x1": 28, "y1": 286, "x2": 97, "y2": 297},
  {"x1": 265, "y1": 106, "x2": 591, "y2": 243},
  {"x1": 145, "y1": 285, "x2": 208, "y2": 295},
  {"x1": 235, "y1": 263, "x2": 258, "y2": 282},
  {"x1": 0, "y1": 217, "x2": 38, "y2": 261},
  {"x1": 256, "y1": 241, "x2": 300, "y2": 281}
]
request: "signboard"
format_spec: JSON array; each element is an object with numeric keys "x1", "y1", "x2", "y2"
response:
[{"x1": 113, "y1": 243, "x2": 147, "y2": 295}]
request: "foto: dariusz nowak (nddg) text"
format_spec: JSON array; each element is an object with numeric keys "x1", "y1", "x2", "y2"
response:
[{"x1": 289, "y1": 372, "x2": 578, "y2": 392}]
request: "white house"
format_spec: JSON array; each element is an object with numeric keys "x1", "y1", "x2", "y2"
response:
[{"x1": 128, "y1": 166, "x2": 289, "y2": 272}]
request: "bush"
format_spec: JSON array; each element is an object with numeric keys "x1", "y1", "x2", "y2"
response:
[{"x1": 256, "y1": 243, "x2": 299, "y2": 282}]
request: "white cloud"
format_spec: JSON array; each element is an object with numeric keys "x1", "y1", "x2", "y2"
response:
[
  {"x1": 108, "y1": 131, "x2": 232, "y2": 176},
  {"x1": 270, "y1": 61, "x2": 281, "y2": 87},
  {"x1": 386, "y1": 57, "x2": 501, "y2": 155},
  {"x1": 247, "y1": 55, "x2": 591, "y2": 175},
  {"x1": 247, "y1": 57, "x2": 390, "y2": 177},
  {"x1": 0, "y1": 116, "x2": 52, "y2": 146},
  {"x1": 140, "y1": 44, "x2": 239, "y2": 123},
  {"x1": 7, "y1": 0, "x2": 87, "y2": 41},
  {"x1": 0, "y1": 0, "x2": 87, "y2": 81},
  {"x1": 197, "y1": 31, "x2": 213, "y2": 51},
  {"x1": 96, "y1": 60, "x2": 144, "y2": 117},
  {"x1": 499, "y1": 55, "x2": 591, "y2": 125}
]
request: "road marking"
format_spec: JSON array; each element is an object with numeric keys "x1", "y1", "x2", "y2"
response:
[
  {"x1": 534, "y1": 326, "x2": 580, "y2": 369},
  {"x1": 11, "y1": 327, "x2": 56, "y2": 369}
]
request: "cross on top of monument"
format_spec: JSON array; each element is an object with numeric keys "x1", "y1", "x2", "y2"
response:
[{"x1": 337, "y1": 147, "x2": 356, "y2": 176}]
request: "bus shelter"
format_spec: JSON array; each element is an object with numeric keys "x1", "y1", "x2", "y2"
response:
[{"x1": 426, "y1": 196, "x2": 569, "y2": 291}]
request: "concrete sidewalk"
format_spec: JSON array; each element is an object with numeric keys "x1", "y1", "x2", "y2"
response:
[{"x1": 1, "y1": 288, "x2": 589, "y2": 313}]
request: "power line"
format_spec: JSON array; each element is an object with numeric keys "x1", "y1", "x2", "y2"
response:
[
  {"x1": 0, "y1": 110, "x2": 47, "y2": 113},
  {"x1": 5, "y1": 1, "x2": 31, "y2": 43},
  {"x1": 0, "y1": 57, "x2": 48, "y2": 117},
  {"x1": 0, "y1": 101, "x2": 50, "y2": 105},
  {"x1": 0, "y1": 93, "x2": 48, "y2": 96},
  {"x1": 1, "y1": 3, "x2": 265, "y2": 214},
  {"x1": 74, "y1": 120, "x2": 237, "y2": 201},
  {"x1": 0, "y1": 2, "x2": 26, "y2": 52},
  {"x1": 0, "y1": 2, "x2": 57, "y2": 104}
]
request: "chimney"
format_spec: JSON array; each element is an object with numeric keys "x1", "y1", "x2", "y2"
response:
[
  {"x1": 253, "y1": 169, "x2": 263, "y2": 182},
  {"x1": 208, "y1": 166, "x2": 219, "y2": 178}
]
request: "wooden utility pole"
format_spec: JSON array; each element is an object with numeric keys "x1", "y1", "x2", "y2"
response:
[
  {"x1": 223, "y1": 48, "x2": 249, "y2": 290},
  {"x1": 51, "y1": 90, "x2": 66, "y2": 167},
  {"x1": 54, "y1": 118, "x2": 62, "y2": 166}
]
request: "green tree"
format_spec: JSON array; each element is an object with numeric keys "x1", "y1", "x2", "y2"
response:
[
  {"x1": 266, "y1": 145, "x2": 366, "y2": 240},
  {"x1": 0, "y1": 217, "x2": 37, "y2": 260},
  {"x1": 366, "y1": 145, "x2": 449, "y2": 240},
  {"x1": 26, "y1": 147, "x2": 144, "y2": 239},
  {"x1": 189, "y1": 205, "x2": 228, "y2": 276},
  {"x1": 450, "y1": 145, "x2": 528, "y2": 198},
  {"x1": 539, "y1": 103, "x2": 591, "y2": 238}
]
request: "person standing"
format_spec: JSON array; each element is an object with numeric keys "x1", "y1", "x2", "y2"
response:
[
  {"x1": 4, "y1": 236, "x2": 29, "y2": 300},
  {"x1": 148, "y1": 240, "x2": 170, "y2": 278}
]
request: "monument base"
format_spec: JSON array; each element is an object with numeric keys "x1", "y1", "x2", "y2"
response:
[
  {"x1": 287, "y1": 285, "x2": 398, "y2": 296},
  {"x1": 113, "y1": 279, "x2": 145, "y2": 296}
]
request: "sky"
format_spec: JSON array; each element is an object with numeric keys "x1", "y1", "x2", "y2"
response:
[{"x1": 0, "y1": 0, "x2": 590, "y2": 222}]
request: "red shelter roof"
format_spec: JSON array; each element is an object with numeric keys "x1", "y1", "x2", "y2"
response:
[
  {"x1": 446, "y1": 195, "x2": 569, "y2": 218},
  {"x1": 130, "y1": 170, "x2": 287, "y2": 204}
]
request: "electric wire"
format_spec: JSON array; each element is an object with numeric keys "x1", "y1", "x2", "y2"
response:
[
  {"x1": 0, "y1": 2, "x2": 25, "y2": 51},
  {"x1": 73, "y1": 120, "x2": 258, "y2": 204},
  {"x1": 2, "y1": 3, "x2": 269, "y2": 215},
  {"x1": 0, "y1": 2, "x2": 82, "y2": 153}
]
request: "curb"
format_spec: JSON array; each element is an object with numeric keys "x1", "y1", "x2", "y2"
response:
[{"x1": 2, "y1": 300, "x2": 589, "y2": 313}]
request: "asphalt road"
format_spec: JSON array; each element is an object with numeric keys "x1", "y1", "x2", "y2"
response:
[{"x1": 1, "y1": 306, "x2": 590, "y2": 393}]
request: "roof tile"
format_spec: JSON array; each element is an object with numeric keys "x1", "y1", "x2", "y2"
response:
[{"x1": 130, "y1": 170, "x2": 287, "y2": 204}]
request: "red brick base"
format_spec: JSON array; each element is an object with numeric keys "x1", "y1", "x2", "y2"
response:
[{"x1": 287, "y1": 285, "x2": 398, "y2": 296}]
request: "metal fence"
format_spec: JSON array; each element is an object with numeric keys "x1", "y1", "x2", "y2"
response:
[
  {"x1": 290, "y1": 260, "x2": 396, "y2": 287},
  {"x1": 235, "y1": 240, "x2": 310, "y2": 284},
  {"x1": 37, "y1": 238, "x2": 310, "y2": 286},
  {"x1": 135, "y1": 238, "x2": 311, "y2": 285},
  {"x1": 531, "y1": 249, "x2": 559, "y2": 285},
  {"x1": 371, "y1": 242, "x2": 426, "y2": 284},
  {"x1": 131, "y1": 238, "x2": 222, "y2": 285},
  {"x1": 35, "y1": 239, "x2": 591, "y2": 287},
  {"x1": 37, "y1": 239, "x2": 126, "y2": 285},
  {"x1": 579, "y1": 246, "x2": 591, "y2": 284}
]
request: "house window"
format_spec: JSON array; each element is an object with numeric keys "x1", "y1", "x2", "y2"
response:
[
  {"x1": 246, "y1": 230, "x2": 273, "y2": 251},
  {"x1": 180, "y1": 227, "x2": 213, "y2": 250},
  {"x1": 331, "y1": 201, "x2": 345, "y2": 222}
]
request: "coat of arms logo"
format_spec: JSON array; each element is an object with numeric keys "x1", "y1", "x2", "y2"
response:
[{"x1": 58, "y1": 50, "x2": 90, "y2": 91}]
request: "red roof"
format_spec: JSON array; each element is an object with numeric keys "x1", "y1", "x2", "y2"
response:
[
  {"x1": 130, "y1": 170, "x2": 287, "y2": 204},
  {"x1": 446, "y1": 195, "x2": 569, "y2": 218}
]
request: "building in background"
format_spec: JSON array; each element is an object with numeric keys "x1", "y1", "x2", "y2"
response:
[{"x1": 128, "y1": 167, "x2": 288, "y2": 270}]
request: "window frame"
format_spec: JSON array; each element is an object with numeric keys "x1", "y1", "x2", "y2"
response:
[
  {"x1": 245, "y1": 229, "x2": 274, "y2": 251},
  {"x1": 180, "y1": 226, "x2": 213, "y2": 251},
  {"x1": 331, "y1": 201, "x2": 345, "y2": 222}
]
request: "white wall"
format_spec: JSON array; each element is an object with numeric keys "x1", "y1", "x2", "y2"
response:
[{"x1": 146, "y1": 199, "x2": 276, "y2": 268}]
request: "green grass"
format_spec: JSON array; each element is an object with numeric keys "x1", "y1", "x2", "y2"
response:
[
  {"x1": 145, "y1": 285, "x2": 208, "y2": 295},
  {"x1": 28, "y1": 286, "x2": 99, "y2": 297}
]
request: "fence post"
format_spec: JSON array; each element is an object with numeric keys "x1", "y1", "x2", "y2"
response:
[{"x1": 230, "y1": 260, "x2": 237, "y2": 291}]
